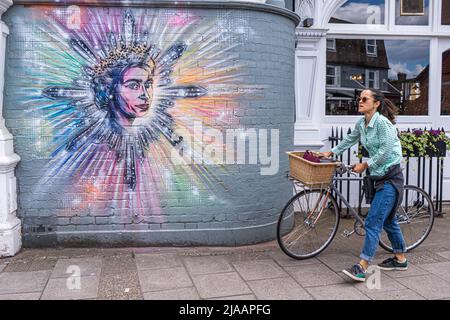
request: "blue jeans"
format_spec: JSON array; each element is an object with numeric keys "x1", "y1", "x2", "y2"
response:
[{"x1": 360, "y1": 182, "x2": 406, "y2": 262}]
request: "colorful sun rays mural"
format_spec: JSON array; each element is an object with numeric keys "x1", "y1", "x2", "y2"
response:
[{"x1": 15, "y1": 6, "x2": 256, "y2": 221}]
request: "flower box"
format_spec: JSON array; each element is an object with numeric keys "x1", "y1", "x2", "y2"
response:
[{"x1": 400, "y1": 129, "x2": 449, "y2": 158}]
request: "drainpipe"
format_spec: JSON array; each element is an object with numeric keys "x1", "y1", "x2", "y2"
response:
[{"x1": 0, "y1": 0, "x2": 21, "y2": 257}]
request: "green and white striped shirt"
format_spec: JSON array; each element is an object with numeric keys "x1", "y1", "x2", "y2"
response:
[{"x1": 331, "y1": 112, "x2": 403, "y2": 176}]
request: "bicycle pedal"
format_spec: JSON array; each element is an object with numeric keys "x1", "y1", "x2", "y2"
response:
[{"x1": 341, "y1": 229, "x2": 355, "y2": 238}]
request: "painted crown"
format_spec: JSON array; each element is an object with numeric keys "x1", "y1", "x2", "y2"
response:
[{"x1": 93, "y1": 43, "x2": 154, "y2": 76}]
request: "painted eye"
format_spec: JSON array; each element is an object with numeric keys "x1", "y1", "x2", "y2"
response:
[
  {"x1": 144, "y1": 81, "x2": 153, "y2": 89},
  {"x1": 127, "y1": 82, "x2": 139, "y2": 90}
]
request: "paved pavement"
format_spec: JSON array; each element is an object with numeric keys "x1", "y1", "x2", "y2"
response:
[{"x1": 1, "y1": 211, "x2": 450, "y2": 300}]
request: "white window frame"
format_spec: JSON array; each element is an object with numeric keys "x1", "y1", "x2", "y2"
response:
[
  {"x1": 390, "y1": 0, "x2": 434, "y2": 33},
  {"x1": 322, "y1": 34, "x2": 433, "y2": 125},
  {"x1": 327, "y1": 0, "x2": 388, "y2": 32},
  {"x1": 437, "y1": 0, "x2": 450, "y2": 32},
  {"x1": 365, "y1": 69, "x2": 380, "y2": 89},
  {"x1": 366, "y1": 39, "x2": 378, "y2": 56},
  {"x1": 326, "y1": 0, "x2": 442, "y2": 35},
  {"x1": 327, "y1": 38, "x2": 336, "y2": 51},
  {"x1": 326, "y1": 65, "x2": 341, "y2": 87}
]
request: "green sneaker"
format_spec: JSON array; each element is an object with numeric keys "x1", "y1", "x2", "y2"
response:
[
  {"x1": 342, "y1": 263, "x2": 366, "y2": 282},
  {"x1": 377, "y1": 257, "x2": 408, "y2": 271}
]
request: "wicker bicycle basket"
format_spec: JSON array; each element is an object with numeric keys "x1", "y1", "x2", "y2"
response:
[{"x1": 287, "y1": 151, "x2": 339, "y2": 188}]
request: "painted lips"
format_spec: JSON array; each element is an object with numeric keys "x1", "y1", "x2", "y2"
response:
[{"x1": 136, "y1": 104, "x2": 150, "y2": 112}]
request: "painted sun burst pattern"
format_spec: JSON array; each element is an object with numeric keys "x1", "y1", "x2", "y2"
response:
[{"x1": 17, "y1": 7, "x2": 251, "y2": 220}]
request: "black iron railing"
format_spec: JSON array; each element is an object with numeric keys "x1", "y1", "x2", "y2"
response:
[{"x1": 329, "y1": 127, "x2": 447, "y2": 217}]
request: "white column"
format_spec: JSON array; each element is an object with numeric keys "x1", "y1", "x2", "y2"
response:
[
  {"x1": 0, "y1": 0, "x2": 21, "y2": 258},
  {"x1": 294, "y1": 27, "x2": 328, "y2": 150}
]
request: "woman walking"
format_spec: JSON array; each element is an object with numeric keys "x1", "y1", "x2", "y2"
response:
[{"x1": 322, "y1": 88, "x2": 408, "y2": 282}]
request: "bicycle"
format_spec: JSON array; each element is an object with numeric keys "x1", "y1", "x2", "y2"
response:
[{"x1": 277, "y1": 163, "x2": 435, "y2": 260}]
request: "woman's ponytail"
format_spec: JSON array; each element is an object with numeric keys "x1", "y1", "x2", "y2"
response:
[{"x1": 368, "y1": 89, "x2": 398, "y2": 125}]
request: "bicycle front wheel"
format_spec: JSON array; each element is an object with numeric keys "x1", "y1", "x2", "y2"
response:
[
  {"x1": 277, "y1": 189, "x2": 340, "y2": 260},
  {"x1": 379, "y1": 185, "x2": 435, "y2": 253}
]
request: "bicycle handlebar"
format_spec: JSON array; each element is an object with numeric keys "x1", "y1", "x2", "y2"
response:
[{"x1": 335, "y1": 163, "x2": 359, "y2": 177}]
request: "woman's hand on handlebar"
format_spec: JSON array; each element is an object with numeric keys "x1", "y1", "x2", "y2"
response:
[{"x1": 352, "y1": 162, "x2": 368, "y2": 174}]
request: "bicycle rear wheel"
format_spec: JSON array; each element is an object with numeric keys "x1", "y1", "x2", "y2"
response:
[
  {"x1": 379, "y1": 185, "x2": 435, "y2": 253},
  {"x1": 277, "y1": 189, "x2": 340, "y2": 259}
]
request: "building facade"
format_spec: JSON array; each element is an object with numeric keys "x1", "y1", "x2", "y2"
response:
[{"x1": 293, "y1": 0, "x2": 450, "y2": 203}]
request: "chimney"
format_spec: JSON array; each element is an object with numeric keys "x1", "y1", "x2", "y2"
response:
[{"x1": 397, "y1": 72, "x2": 407, "y2": 81}]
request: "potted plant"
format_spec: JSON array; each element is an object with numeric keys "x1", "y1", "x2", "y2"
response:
[
  {"x1": 399, "y1": 129, "x2": 450, "y2": 158},
  {"x1": 354, "y1": 128, "x2": 450, "y2": 159}
]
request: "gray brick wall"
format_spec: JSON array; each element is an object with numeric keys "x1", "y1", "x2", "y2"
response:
[{"x1": 3, "y1": 4, "x2": 297, "y2": 246}]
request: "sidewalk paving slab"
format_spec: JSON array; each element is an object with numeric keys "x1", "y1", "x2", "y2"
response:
[
  {"x1": 191, "y1": 272, "x2": 252, "y2": 299},
  {"x1": 306, "y1": 284, "x2": 370, "y2": 300},
  {"x1": 284, "y1": 264, "x2": 346, "y2": 288},
  {"x1": 316, "y1": 253, "x2": 361, "y2": 272},
  {"x1": 143, "y1": 287, "x2": 200, "y2": 300},
  {"x1": 395, "y1": 274, "x2": 450, "y2": 300},
  {"x1": 41, "y1": 275, "x2": 99, "y2": 300},
  {"x1": 138, "y1": 267, "x2": 192, "y2": 293},
  {"x1": 404, "y1": 250, "x2": 448, "y2": 265},
  {"x1": 350, "y1": 272, "x2": 406, "y2": 294},
  {"x1": 268, "y1": 251, "x2": 320, "y2": 267},
  {"x1": 365, "y1": 289, "x2": 426, "y2": 300},
  {"x1": 212, "y1": 294, "x2": 256, "y2": 300},
  {"x1": 374, "y1": 262, "x2": 429, "y2": 279},
  {"x1": 435, "y1": 251, "x2": 450, "y2": 260},
  {"x1": 232, "y1": 259, "x2": 289, "y2": 281},
  {"x1": 0, "y1": 271, "x2": 50, "y2": 295},
  {"x1": 417, "y1": 261, "x2": 450, "y2": 282},
  {"x1": 183, "y1": 256, "x2": 234, "y2": 275},
  {"x1": 135, "y1": 253, "x2": 183, "y2": 271},
  {"x1": 246, "y1": 277, "x2": 313, "y2": 300},
  {"x1": 0, "y1": 292, "x2": 42, "y2": 300}
]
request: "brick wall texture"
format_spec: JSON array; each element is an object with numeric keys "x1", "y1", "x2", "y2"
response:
[{"x1": 2, "y1": 4, "x2": 297, "y2": 246}]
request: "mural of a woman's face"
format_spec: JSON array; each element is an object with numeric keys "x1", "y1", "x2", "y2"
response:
[{"x1": 115, "y1": 65, "x2": 154, "y2": 121}]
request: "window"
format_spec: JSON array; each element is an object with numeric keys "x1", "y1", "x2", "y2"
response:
[
  {"x1": 366, "y1": 40, "x2": 377, "y2": 56},
  {"x1": 327, "y1": 66, "x2": 341, "y2": 86},
  {"x1": 443, "y1": 0, "x2": 450, "y2": 25},
  {"x1": 329, "y1": 0, "x2": 385, "y2": 25},
  {"x1": 396, "y1": 0, "x2": 429, "y2": 25},
  {"x1": 284, "y1": 0, "x2": 294, "y2": 11},
  {"x1": 366, "y1": 70, "x2": 380, "y2": 89},
  {"x1": 442, "y1": 50, "x2": 450, "y2": 115},
  {"x1": 327, "y1": 39, "x2": 336, "y2": 51},
  {"x1": 326, "y1": 38, "x2": 429, "y2": 116}
]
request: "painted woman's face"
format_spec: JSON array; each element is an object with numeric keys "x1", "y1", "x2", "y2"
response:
[{"x1": 116, "y1": 66, "x2": 154, "y2": 119}]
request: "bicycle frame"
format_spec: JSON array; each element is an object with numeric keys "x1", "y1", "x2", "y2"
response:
[{"x1": 329, "y1": 182, "x2": 365, "y2": 226}]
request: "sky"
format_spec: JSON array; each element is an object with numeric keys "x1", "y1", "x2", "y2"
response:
[
  {"x1": 385, "y1": 40, "x2": 429, "y2": 80},
  {"x1": 331, "y1": 1, "x2": 430, "y2": 80}
]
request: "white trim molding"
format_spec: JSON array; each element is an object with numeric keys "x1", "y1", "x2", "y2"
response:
[
  {"x1": 0, "y1": 0, "x2": 21, "y2": 257},
  {"x1": 294, "y1": 27, "x2": 328, "y2": 149}
]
